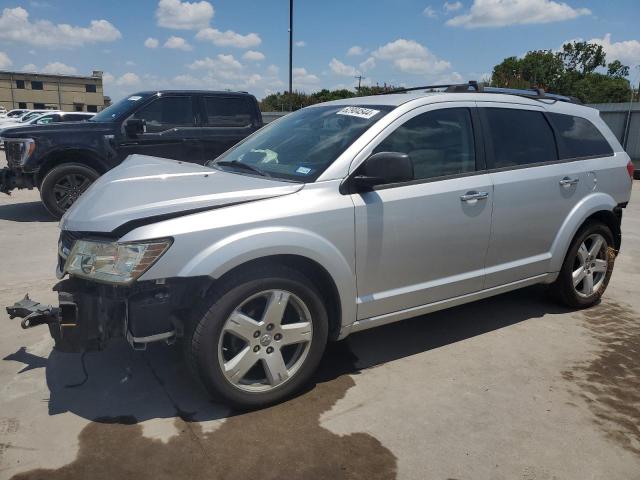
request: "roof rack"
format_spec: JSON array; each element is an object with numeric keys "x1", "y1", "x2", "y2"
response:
[{"x1": 381, "y1": 81, "x2": 581, "y2": 104}]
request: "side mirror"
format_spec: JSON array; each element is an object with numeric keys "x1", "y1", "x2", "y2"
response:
[
  {"x1": 352, "y1": 152, "x2": 414, "y2": 191},
  {"x1": 124, "y1": 118, "x2": 146, "y2": 137}
]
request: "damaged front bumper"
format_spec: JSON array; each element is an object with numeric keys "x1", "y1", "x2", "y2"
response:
[
  {"x1": 6, "y1": 276, "x2": 212, "y2": 353},
  {"x1": 0, "y1": 167, "x2": 36, "y2": 195}
]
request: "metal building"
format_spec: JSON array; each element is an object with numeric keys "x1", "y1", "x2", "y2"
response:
[
  {"x1": 0, "y1": 70, "x2": 105, "y2": 112},
  {"x1": 589, "y1": 102, "x2": 640, "y2": 173}
]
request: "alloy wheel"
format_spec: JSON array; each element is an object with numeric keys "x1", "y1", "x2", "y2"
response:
[
  {"x1": 53, "y1": 173, "x2": 92, "y2": 210},
  {"x1": 217, "y1": 289, "x2": 313, "y2": 392},
  {"x1": 572, "y1": 233, "x2": 608, "y2": 298}
]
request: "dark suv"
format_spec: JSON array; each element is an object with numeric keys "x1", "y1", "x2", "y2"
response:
[{"x1": 0, "y1": 90, "x2": 263, "y2": 218}]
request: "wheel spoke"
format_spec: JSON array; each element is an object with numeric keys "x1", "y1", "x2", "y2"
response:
[
  {"x1": 573, "y1": 266, "x2": 587, "y2": 287},
  {"x1": 280, "y1": 321, "x2": 312, "y2": 346},
  {"x1": 53, "y1": 183, "x2": 72, "y2": 194},
  {"x1": 577, "y1": 243, "x2": 589, "y2": 264},
  {"x1": 223, "y1": 346, "x2": 257, "y2": 384},
  {"x1": 261, "y1": 290, "x2": 290, "y2": 326},
  {"x1": 225, "y1": 311, "x2": 261, "y2": 341},
  {"x1": 592, "y1": 259, "x2": 607, "y2": 273},
  {"x1": 582, "y1": 273, "x2": 594, "y2": 295},
  {"x1": 263, "y1": 350, "x2": 289, "y2": 386},
  {"x1": 65, "y1": 174, "x2": 79, "y2": 188},
  {"x1": 78, "y1": 177, "x2": 92, "y2": 193},
  {"x1": 589, "y1": 236, "x2": 604, "y2": 257}
]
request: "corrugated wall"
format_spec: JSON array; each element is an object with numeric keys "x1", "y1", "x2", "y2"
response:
[{"x1": 588, "y1": 103, "x2": 640, "y2": 167}]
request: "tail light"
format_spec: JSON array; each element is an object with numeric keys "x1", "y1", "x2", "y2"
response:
[{"x1": 627, "y1": 160, "x2": 635, "y2": 180}]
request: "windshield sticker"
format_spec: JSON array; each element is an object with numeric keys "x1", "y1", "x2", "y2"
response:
[
  {"x1": 336, "y1": 106, "x2": 380, "y2": 119},
  {"x1": 296, "y1": 166, "x2": 312, "y2": 175},
  {"x1": 127, "y1": 96, "x2": 142, "y2": 101}
]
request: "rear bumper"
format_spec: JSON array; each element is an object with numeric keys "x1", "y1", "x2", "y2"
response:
[{"x1": 6, "y1": 276, "x2": 212, "y2": 353}]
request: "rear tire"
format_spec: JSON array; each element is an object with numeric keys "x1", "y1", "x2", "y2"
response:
[
  {"x1": 551, "y1": 221, "x2": 615, "y2": 308},
  {"x1": 40, "y1": 163, "x2": 99, "y2": 219},
  {"x1": 185, "y1": 265, "x2": 329, "y2": 409}
]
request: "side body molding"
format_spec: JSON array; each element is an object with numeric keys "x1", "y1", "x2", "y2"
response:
[{"x1": 548, "y1": 191, "x2": 617, "y2": 273}]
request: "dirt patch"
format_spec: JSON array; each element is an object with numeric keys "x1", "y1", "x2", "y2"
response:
[
  {"x1": 11, "y1": 341, "x2": 397, "y2": 480},
  {"x1": 563, "y1": 301, "x2": 640, "y2": 455}
]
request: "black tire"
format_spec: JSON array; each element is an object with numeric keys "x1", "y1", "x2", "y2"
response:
[
  {"x1": 551, "y1": 221, "x2": 615, "y2": 308},
  {"x1": 39, "y1": 163, "x2": 99, "y2": 219},
  {"x1": 185, "y1": 265, "x2": 329, "y2": 409}
]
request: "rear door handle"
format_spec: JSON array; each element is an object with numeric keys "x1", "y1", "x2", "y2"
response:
[
  {"x1": 460, "y1": 191, "x2": 489, "y2": 203},
  {"x1": 559, "y1": 177, "x2": 579, "y2": 186}
]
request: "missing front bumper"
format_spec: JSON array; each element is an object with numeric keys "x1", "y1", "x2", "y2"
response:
[{"x1": 5, "y1": 277, "x2": 212, "y2": 353}]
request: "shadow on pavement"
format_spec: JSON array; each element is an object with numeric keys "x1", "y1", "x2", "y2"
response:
[{"x1": 0, "y1": 200, "x2": 55, "y2": 222}]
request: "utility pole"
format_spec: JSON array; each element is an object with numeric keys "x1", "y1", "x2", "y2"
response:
[
  {"x1": 288, "y1": 0, "x2": 293, "y2": 112},
  {"x1": 355, "y1": 75, "x2": 365, "y2": 94}
]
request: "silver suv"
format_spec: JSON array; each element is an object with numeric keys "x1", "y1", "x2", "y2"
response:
[{"x1": 8, "y1": 84, "x2": 634, "y2": 408}]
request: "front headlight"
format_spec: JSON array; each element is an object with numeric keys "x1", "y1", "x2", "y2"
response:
[
  {"x1": 1, "y1": 138, "x2": 36, "y2": 166},
  {"x1": 65, "y1": 238, "x2": 172, "y2": 285}
]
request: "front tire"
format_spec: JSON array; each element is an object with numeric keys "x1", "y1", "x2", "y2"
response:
[
  {"x1": 40, "y1": 163, "x2": 99, "y2": 219},
  {"x1": 186, "y1": 266, "x2": 329, "y2": 409},
  {"x1": 552, "y1": 221, "x2": 615, "y2": 308}
]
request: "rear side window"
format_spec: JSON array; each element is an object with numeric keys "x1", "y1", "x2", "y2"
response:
[
  {"x1": 374, "y1": 108, "x2": 476, "y2": 180},
  {"x1": 483, "y1": 108, "x2": 557, "y2": 168},
  {"x1": 548, "y1": 113, "x2": 613, "y2": 159},
  {"x1": 132, "y1": 96, "x2": 194, "y2": 133},
  {"x1": 204, "y1": 96, "x2": 254, "y2": 127}
]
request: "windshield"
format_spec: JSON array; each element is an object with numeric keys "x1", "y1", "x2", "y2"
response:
[
  {"x1": 209, "y1": 104, "x2": 393, "y2": 181},
  {"x1": 89, "y1": 93, "x2": 151, "y2": 122},
  {"x1": 20, "y1": 111, "x2": 44, "y2": 122}
]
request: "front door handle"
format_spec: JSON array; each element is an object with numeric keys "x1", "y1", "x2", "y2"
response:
[
  {"x1": 460, "y1": 191, "x2": 489, "y2": 203},
  {"x1": 559, "y1": 177, "x2": 579, "y2": 187}
]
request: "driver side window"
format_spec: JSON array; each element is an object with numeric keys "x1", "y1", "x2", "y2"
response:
[
  {"x1": 132, "y1": 96, "x2": 194, "y2": 133},
  {"x1": 374, "y1": 108, "x2": 476, "y2": 181}
]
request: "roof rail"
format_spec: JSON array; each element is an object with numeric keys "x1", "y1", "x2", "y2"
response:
[{"x1": 380, "y1": 81, "x2": 581, "y2": 104}]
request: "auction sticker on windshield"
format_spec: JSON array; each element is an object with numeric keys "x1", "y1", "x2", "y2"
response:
[{"x1": 336, "y1": 106, "x2": 380, "y2": 119}]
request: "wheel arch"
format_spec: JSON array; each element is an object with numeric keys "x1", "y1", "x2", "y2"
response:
[
  {"x1": 36, "y1": 149, "x2": 109, "y2": 186},
  {"x1": 549, "y1": 192, "x2": 620, "y2": 272},
  {"x1": 209, "y1": 255, "x2": 344, "y2": 340}
]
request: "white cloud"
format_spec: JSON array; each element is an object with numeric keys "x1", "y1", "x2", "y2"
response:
[
  {"x1": 189, "y1": 54, "x2": 243, "y2": 71},
  {"x1": 242, "y1": 50, "x2": 265, "y2": 61},
  {"x1": 433, "y1": 71, "x2": 464, "y2": 84},
  {"x1": 156, "y1": 0, "x2": 214, "y2": 30},
  {"x1": 329, "y1": 58, "x2": 359, "y2": 76},
  {"x1": 423, "y1": 6, "x2": 438, "y2": 18},
  {"x1": 22, "y1": 63, "x2": 37, "y2": 71},
  {"x1": 42, "y1": 61, "x2": 77, "y2": 74},
  {"x1": 293, "y1": 67, "x2": 320, "y2": 89},
  {"x1": 116, "y1": 72, "x2": 141, "y2": 86},
  {"x1": 196, "y1": 27, "x2": 261, "y2": 48},
  {"x1": 0, "y1": 51, "x2": 12, "y2": 68},
  {"x1": 164, "y1": 35, "x2": 192, "y2": 51},
  {"x1": 144, "y1": 37, "x2": 159, "y2": 48},
  {"x1": 295, "y1": 40, "x2": 306, "y2": 47},
  {"x1": 443, "y1": 1, "x2": 463, "y2": 12},
  {"x1": 372, "y1": 39, "x2": 451, "y2": 74},
  {"x1": 125, "y1": 60, "x2": 136, "y2": 66},
  {"x1": 0, "y1": 6, "x2": 121, "y2": 47},
  {"x1": 447, "y1": 0, "x2": 591, "y2": 28},
  {"x1": 359, "y1": 56, "x2": 376, "y2": 71},
  {"x1": 588, "y1": 34, "x2": 640, "y2": 69},
  {"x1": 347, "y1": 46, "x2": 365, "y2": 57},
  {"x1": 266, "y1": 65, "x2": 279, "y2": 75}
]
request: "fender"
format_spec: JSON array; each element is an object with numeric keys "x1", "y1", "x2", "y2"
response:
[
  {"x1": 177, "y1": 226, "x2": 357, "y2": 330},
  {"x1": 549, "y1": 191, "x2": 617, "y2": 272}
]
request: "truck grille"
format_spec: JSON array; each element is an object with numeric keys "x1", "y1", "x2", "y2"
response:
[{"x1": 4, "y1": 141, "x2": 22, "y2": 168}]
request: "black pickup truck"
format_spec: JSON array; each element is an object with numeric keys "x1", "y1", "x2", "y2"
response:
[{"x1": 0, "y1": 90, "x2": 263, "y2": 218}]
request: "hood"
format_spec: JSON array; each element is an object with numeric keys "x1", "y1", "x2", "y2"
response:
[
  {"x1": 0, "y1": 120, "x2": 112, "y2": 138},
  {"x1": 61, "y1": 154, "x2": 304, "y2": 233}
]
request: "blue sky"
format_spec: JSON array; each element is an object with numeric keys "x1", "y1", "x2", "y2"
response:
[{"x1": 0, "y1": 0, "x2": 639, "y2": 101}]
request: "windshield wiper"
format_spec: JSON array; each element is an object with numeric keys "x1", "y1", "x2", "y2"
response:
[{"x1": 214, "y1": 160, "x2": 270, "y2": 177}]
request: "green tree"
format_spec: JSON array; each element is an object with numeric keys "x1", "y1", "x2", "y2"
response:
[
  {"x1": 559, "y1": 41, "x2": 606, "y2": 75},
  {"x1": 607, "y1": 60, "x2": 630, "y2": 78}
]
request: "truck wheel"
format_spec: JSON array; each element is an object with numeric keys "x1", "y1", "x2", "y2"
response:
[
  {"x1": 551, "y1": 221, "x2": 615, "y2": 308},
  {"x1": 40, "y1": 163, "x2": 99, "y2": 219},
  {"x1": 186, "y1": 265, "x2": 329, "y2": 409}
]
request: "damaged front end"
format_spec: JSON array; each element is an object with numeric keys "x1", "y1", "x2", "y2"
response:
[
  {"x1": 6, "y1": 276, "x2": 211, "y2": 353},
  {"x1": 6, "y1": 228, "x2": 212, "y2": 353}
]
